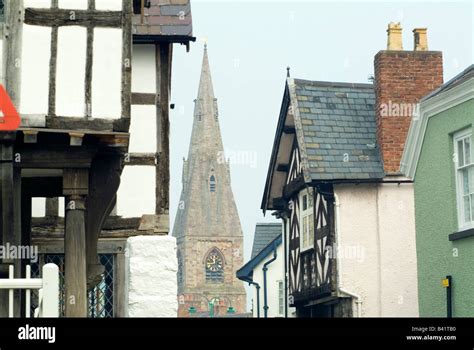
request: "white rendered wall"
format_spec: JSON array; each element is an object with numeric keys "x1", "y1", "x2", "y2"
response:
[
  {"x1": 92, "y1": 28, "x2": 122, "y2": 119},
  {"x1": 125, "y1": 236, "x2": 178, "y2": 317},
  {"x1": 334, "y1": 183, "x2": 419, "y2": 317},
  {"x1": 116, "y1": 44, "x2": 157, "y2": 217},
  {"x1": 56, "y1": 26, "x2": 87, "y2": 116},
  {"x1": 20, "y1": 25, "x2": 51, "y2": 114},
  {"x1": 251, "y1": 243, "x2": 295, "y2": 318}
]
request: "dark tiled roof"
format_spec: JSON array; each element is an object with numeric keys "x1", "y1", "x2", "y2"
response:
[
  {"x1": 422, "y1": 65, "x2": 474, "y2": 101},
  {"x1": 292, "y1": 79, "x2": 384, "y2": 180},
  {"x1": 251, "y1": 223, "x2": 282, "y2": 259},
  {"x1": 133, "y1": 0, "x2": 193, "y2": 37}
]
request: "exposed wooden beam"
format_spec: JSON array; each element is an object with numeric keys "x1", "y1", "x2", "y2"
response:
[
  {"x1": 13, "y1": 146, "x2": 96, "y2": 169},
  {"x1": 283, "y1": 174, "x2": 306, "y2": 199},
  {"x1": 125, "y1": 153, "x2": 156, "y2": 166},
  {"x1": 22, "y1": 178, "x2": 63, "y2": 198},
  {"x1": 121, "y1": 0, "x2": 133, "y2": 120},
  {"x1": 272, "y1": 197, "x2": 286, "y2": 210},
  {"x1": 64, "y1": 193, "x2": 87, "y2": 317},
  {"x1": 46, "y1": 116, "x2": 118, "y2": 132},
  {"x1": 85, "y1": 28, "x2": 94, "y2": 117},
  {"x1": 4, "y1": 0, "x2": 23, "y2": 106},
  {"x1": 283, "y1": 126, "x2": 296, "y2": 134},
  {"x1": 155, "y1": 43, "x2": 171, "y2": 217},
  {"x1": 131, "y1": 93, "x2": 156, "y2": 105},
  {"x1": 24, "y1": 8, "x2": 123, "y2": 28},
  {"x1": 48, "y1": 0, "x2": 59, "y2": 116}
]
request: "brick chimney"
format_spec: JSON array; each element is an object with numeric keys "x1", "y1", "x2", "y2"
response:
[{"x1": 374, "y1": 23, "x2": 443, "y2": 174}]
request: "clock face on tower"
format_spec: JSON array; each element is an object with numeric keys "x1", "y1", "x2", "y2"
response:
[
  {"x1": 205, "y1": 249, "x2": 224, "y2": 283},
  {"x1": 206, "y1": 252, "x2": 223, "y2": 272}
]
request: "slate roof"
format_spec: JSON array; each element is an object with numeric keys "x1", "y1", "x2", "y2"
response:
[
  {"x1": 237, "y1": 228, "x2": 282, "y2": 282},
  {"x1": 133, "y1": 0, "x2": 193, "y2": 38},
  {"x1": 422, "y1": 64, "x2": 474, "y2": 102},
  {"x1": 251, "y1": 223, "x2": 282, "y2": 259},
  {"x1": 292, "y1": 79, "x2": 385, "y2": 180}
]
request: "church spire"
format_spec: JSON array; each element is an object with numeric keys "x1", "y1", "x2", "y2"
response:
[
  {"x1": 188, "y1": 45, "x2": 224, "y2": 161},
  {"x1": 172, "y1": 43, "x2": 246, "y2": 316}
]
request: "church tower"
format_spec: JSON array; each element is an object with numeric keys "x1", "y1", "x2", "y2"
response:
[{"x1": 172, "y1": 46, "x2": 246, "y2": 317}]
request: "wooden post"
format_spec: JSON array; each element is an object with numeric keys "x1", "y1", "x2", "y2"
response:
[
  {"x1": 45, "y1": 198, "x2": 59, "y2": 217},
  {"x1": 64, "y1": 169, "x2": 89, "y2": 317},
  {"x1": 1, "y1": 144, "x2": 15, "y2": 254},
  {"x1": 20, "y1": 192, "x2": 32, "y2": 316},
  {"x1": 1, "y1": 144, "x2": 21, "y2": 316},
  {"x1": 155, "y1": 43, "x2": 172, "y2": 231},
  {"x1": 2, "y1": 0, "x2": 23, "y2": 106},
  {"x1": 64, "y1": 194, "x2": 87, "y2": 317}
]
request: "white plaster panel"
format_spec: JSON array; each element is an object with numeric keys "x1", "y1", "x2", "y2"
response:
[
  {"x1": 117, "y1": 166, "x2": 155, "y2": 217},
  {"x1": 0, "y1": 40, "x2": 3, "y2": 85},
  {"x1": 92, "y1": 28, "x2": 122, "y2": 119},
  {"x1": 132, "y1": 45, "x2": 156, "y2": 93},
  {"x1": 125, "y1": 236, "x2": 178, "y2": 317},
  {"x1": 95, "y1": 0, "x2": 122, "y2": 11},
  {"x1": 20, "y1": 25, "x2": 51, "y2": 115},
  {"x1": 58, "y1": 0, "x2": 87, "y2": 10},
  {"x1": 129, "y1": 106, "x2": 156, "y2": 153},
  {"x1": 56, "y1": 26, "x2": 87, "y2": 117},
  {"x1": 24, "y1": 0, "x2": 51, "y2": 8}
]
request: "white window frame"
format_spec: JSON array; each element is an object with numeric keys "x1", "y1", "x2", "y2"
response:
[
  {"x1": 454, "y1": 128, "x2": 474, "y2": 231},
  {"x1": 277, "y1": 280, "x2": 284, "y2": 316},
  {"x1": 299, "y1": 189, "x2": 314, "y2": 252}
]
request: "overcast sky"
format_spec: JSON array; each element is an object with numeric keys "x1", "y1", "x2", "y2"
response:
[{"x1": 169, "y1": 0, "x2": 473, "y2": 261}]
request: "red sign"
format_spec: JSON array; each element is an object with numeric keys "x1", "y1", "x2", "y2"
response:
[{"x1": 0, "y1": 85, "x2": 21, "y2": 131}]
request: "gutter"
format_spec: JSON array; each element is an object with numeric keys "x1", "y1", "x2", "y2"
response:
[
  {"x1": 334, "y1": 193, "x2": 362, "y2": 317},
  {"x1": 262, "y1": 243, "x2": 278, "y2": 318}
]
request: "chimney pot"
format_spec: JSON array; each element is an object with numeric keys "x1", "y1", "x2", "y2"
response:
[
  {"x1": 413, "y1": 28, "x2": 428, "y2": 51},
  {"x1": 387, "y1": 22, "x2": 403, "y2": 50}
]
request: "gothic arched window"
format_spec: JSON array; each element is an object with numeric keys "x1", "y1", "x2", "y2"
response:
[
  {"x1": 205, "y1": 248, "x2": 224, "y2": 283},
  {"x1": 209, "y1": 175, "x2": 216, "y2": 192}
]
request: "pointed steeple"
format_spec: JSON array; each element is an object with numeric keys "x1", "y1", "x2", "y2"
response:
[
  {"x1": 172, "y1": 45, "x2": 246, "y2": 315},
  {"x1": 188, "y1": 45, "x2": 225, "y2": 163}
]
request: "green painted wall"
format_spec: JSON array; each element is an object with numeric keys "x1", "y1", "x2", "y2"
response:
[{"x1": 414, "y1": 99, "x2": 473, "y2": 317}]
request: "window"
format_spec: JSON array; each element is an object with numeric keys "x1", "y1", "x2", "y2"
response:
[
  {"x1": 454, "y1": 129, "x2": 474, "y2": 230},
  {"x1": 300, "y1": 189, "x2": 314, "y2": 251},
  {"x1": 278, "y1": 281, "x2": 284, "y2": 316},
  {"x1": 205, "y1": 248, "x2": 224, "y2": 283},
  {"x1": 209, "y1": 175, "x2": 216, "y2": 192}
]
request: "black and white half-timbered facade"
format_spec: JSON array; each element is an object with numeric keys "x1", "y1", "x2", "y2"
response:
[
  {"x1": 262, "y1": 78, "x2": 387, "y2": 317},
  {"x1": 262, "y1": 30, "x2": 444, "y2": 317},
  {"x1": 0, "y1": 0, "x2": 194, "y2": 317}
]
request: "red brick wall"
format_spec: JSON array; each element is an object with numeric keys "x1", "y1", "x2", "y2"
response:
[{"x1": 374, "y1": 50, "x2": 443, "y2": 174}]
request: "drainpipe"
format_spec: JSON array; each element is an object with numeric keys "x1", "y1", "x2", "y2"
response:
[
  {"x1": 239, "y1": 275, "x2": 260, "y2": 317},
  {"x1": 263, "y1": 243, "x2": 277, "y2": 318},
  {"x1": 247, "y1": 281, "x2": 261, "y2": 318},
  {"x1": 334, "y1": 193, "x2": 362, "y2": 317}
]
